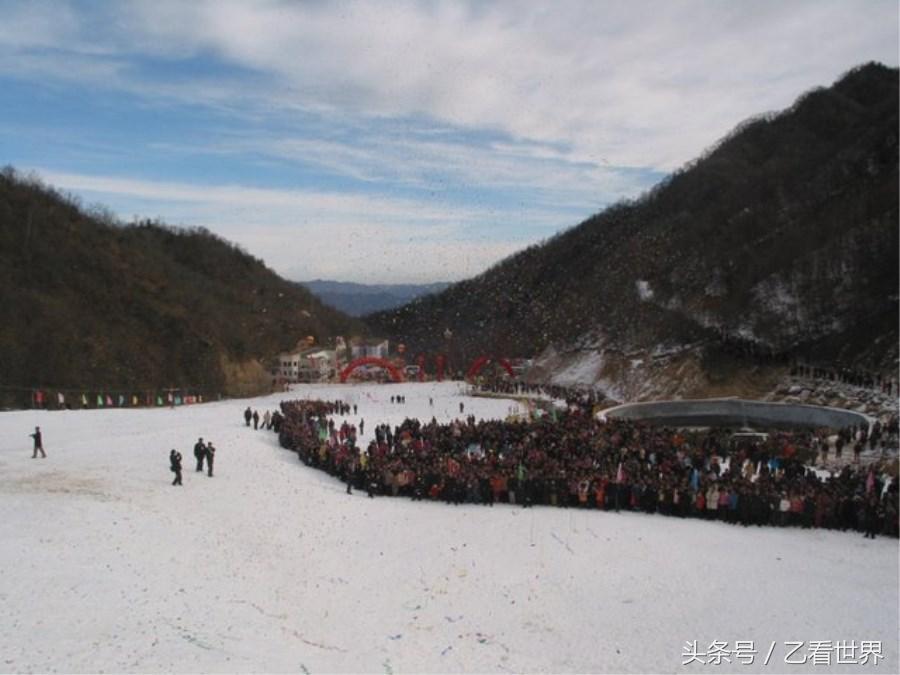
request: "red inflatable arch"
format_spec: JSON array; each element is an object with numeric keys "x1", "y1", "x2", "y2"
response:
[
  {"x1": 339, "y1": 357, "x2": 405, "y2": 383},
  {"x1": 466, "y1": 355, "x2": 515, "y2": 380}
]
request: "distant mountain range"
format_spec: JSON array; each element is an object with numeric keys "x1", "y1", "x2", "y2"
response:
[{"x1": 299, "y1": 280, "x2": 450, "y2": 316}]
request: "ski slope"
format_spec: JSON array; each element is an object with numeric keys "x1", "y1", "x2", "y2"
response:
[{"x1": 0, "y1": 382, "x2": 896, "y2": 673}]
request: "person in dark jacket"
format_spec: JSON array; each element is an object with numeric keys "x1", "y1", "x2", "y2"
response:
[
  {"x1": 366, "y1": 468, "x2": 379, "y2": 497},
  {"x1": 863, "y1": 495, "x2": 882, "y2": 539},
  {"x1": 30, "y1": 426, "x2": 46, "y2": 458},
  {"x1": 206, "y1": 442, "x2": 216, "y2": 477},
  {"x1": 252, "y1": 410, "x2": 259, "y2": 430},
  {"x1": 345, "y1": 457, "x2": 356, "y2": 495},
  {"x1": 244, "y1": 407, "x2": 252, "y2": 427},
  {"x1": 170, "y1": 449, "x2": 183, "y2": 486},
  {"x1": 194, "y1": 437, "x2": 206, "y2": 472},
  {"x1": 271, "y1": 411, "x2": 283, "y2": 433}
]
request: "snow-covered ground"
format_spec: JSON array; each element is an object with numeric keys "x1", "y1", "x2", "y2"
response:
[{"x1": 0, "y1": 382, "x2": 896, "y2": 673}]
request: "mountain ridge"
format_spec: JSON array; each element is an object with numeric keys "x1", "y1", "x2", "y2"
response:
[
  {"x1": 0, "y1": 170, "x2": 366, "y2": 406},
  {"x1": 367, "y1": 62, "x2": 899, "y2": 395},
  {"x1": 299, "y1": 279, "x2": 450, "y2": 316}
]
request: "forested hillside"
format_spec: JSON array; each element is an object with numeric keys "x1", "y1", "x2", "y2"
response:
[
  {"x1": 0, "y1": 171, "x2": 365, "y2": 405},
  {"x1": 368, "y1": 63, "x2": 899, "y2": 391}
]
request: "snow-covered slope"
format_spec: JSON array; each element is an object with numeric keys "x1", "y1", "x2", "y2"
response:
[{"x1": 1, "y1": 383, "x2": 896, "y2": 673}]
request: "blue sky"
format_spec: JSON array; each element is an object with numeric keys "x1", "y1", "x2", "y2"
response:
[{"x1": 1, "y1": 1, "x2": 897, "y2": 283}]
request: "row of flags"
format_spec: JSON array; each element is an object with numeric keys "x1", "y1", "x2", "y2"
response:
[{"x1": 32, "y1": 389, "x2": 207, "y2": 408}]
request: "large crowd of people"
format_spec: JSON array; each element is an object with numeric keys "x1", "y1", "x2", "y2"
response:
[
  {"x1": 791, "y1": 362, "x2": 897, "y2": 396},
  {"x1": 275, "y1": 396, "x2": 899, "y2": 538}
]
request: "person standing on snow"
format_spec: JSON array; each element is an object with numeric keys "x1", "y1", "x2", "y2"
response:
[
  {"x1": 263, "y1": 410, "x2": 271, "y2": 430},
  {"x1": 244, "y1": 407, "x2": 252, "y2": 427},
  {"x1": 193, "y1": 437, "x2": 206, "y2": 472},
  {"x1": 170, "y1": 449, "x2": 183, "y2": 486},
  {"x1": 30, "y1": 426, "x2": 46, "y2": 458},
  {"x1": 252, "y1": 410, "x2": 260, "y2": 430},
  {"x1": 346, "y1": 455, "x2": 357, "y2": 495},
  {"x1": 863, "y1": 494, "x2": 882, "y2": 539},
  {"x1": 206, "y1": 442, "x2": 216, "y2": 477}
]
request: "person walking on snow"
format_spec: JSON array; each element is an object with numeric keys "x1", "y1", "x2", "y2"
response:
[
  {"x1": 244, "y1": 407, "x2": 252, "y2": 427},
  {"x1": 170, "y1": 449, "x2": 183, "y2": 486},
  {"x1": 30, "y1": 426, "x2": 46, "y2": 458},
  {"x1": 263, "y1": 410, "x2": 271, "y2": 430},
  {"x1": 252, "y1": 410, "x2": 259, "y2": 430},
  {"x1": 194, "y1": 437, "x2": 206, "y2": 472},
  {"x1": 206, "y1": 442, "x2": 216, "y2": 477}
]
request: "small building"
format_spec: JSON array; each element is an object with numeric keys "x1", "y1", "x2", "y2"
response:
[
  {"x1": 273, "y1": 348, "x2": 337, "y2": 383},
  {"x1": 297, "y1": 350, "x2": 337, "y2": 382},
  {"x1": 275, "y1": 351, "x2": 304, "y2": 382}
]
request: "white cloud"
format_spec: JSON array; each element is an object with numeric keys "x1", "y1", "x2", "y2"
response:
[
  {"x1": 0, "y1": 1, "x2": 80, "y2": 51},
  {"x1": 3, "y1": 1, "x2": 896, "y2": 171},
  {"x1": 34, "y1": 168, "x2": 546, "y2": 283},
  {"x1": 4, "y1": 1, "x2": 897, "y2": 283},
  {"x1": 115, "y1": 0, "x2": 897, "y2": 170},
  {"x1": 211, "y1": 131, "x2": 654, "y2": 213}
]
